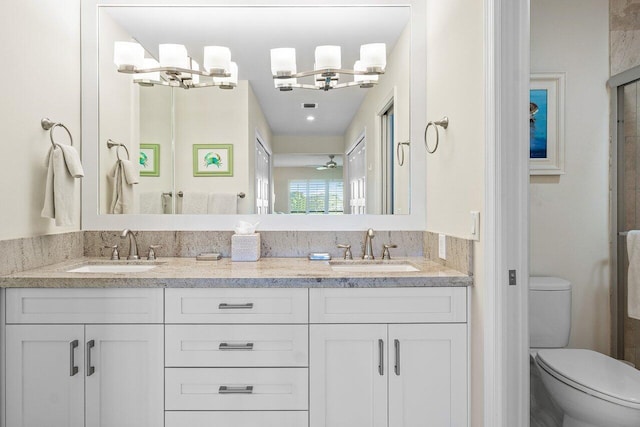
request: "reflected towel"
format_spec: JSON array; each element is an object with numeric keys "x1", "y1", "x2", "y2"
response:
[
  {"x1": 41, "y1": 145, "x2": 79, "y2": 226},
  {"x1": 182, "y1": 192, "x2": 208, "y2": 214},
  {"x1": 139, "y1": 192, "x2": 163, "y2": 214},
  {"x1": 162, "y1": 193, "x2": 172, "y2": 214},
  {"x1": 208, "y1": 193, "x2": 238, "y2": 214},
  {"x1": 120, "y1": 159, "x2": 139, "y2": 184},
  {"x1": 629, "y1": 230, "x2": 640, "y2": 320},
  {"x1": 108, "y1": 160, "x2": 136, "y2": 214}
]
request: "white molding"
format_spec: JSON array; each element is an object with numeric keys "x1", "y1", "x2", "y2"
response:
[{"x1": 484, "y1": 0, "x2": 530, "y2": 426}]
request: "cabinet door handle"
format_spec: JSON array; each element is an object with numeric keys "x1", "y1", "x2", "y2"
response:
[
  {"x1": 69, "y1": 340, "x2": 79, "y2": 376},
  {"x1": 219, "y1": 385, "x2": 254, "y2": 394},
  {"x1": 394, "y1": 339, "x2": 400, "y2": 376},
  {"x1": 219, "y1": 342, "x2": 254, "y2": 351},
  {"x1": 218, "y1": 303, "x2": 254, "y2": 310},
  {"x1": 86, "y1": 340, "x2": 95, "y2": 376},
  {"x1": 378, "y1": 339, "x2": 384, "y2": 376}
]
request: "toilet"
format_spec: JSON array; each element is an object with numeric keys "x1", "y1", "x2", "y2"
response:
[{"x1": 530, "y1": 276, "x2": 640, "y2": 427}]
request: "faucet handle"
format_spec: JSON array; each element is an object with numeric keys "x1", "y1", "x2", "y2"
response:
[
  {"x1": 103, "y1": 245, "x2": 120, "y2": 261},
  {"x1": 337, "y1": 244, "x2": 353, "y2": 260},
  {"x1": 382, "y1": 244, "x2": 398, "y2": 260},
  {"x1": 147, "y1": 245, "x2": 162, "y2": 261}
]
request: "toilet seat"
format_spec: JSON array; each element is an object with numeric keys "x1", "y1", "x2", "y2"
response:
[{"x1": 536, "y1": 349, "x2": 640, "y2": 409}]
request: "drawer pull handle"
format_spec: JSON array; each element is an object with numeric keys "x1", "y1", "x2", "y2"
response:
[
  {"x1": 219, "y1": 385, "x2": 254, "y2": 394},
  {"x1": 69, "y1": 340, "x2": 79, "y2": 376},
  {"x1": 378, "y1": 339, "x2": 384, "y2": 376},
  {"x1": 218, "y1": 303, "x2": 254, "y2": 310},
  {"x1": 219, "y1": 342, "x2": 254, "y2": 351},
  {"x1": 86, "y1": 340, "x2": 95, "y2": 376},
  {"x1": 394, "y1": 339, "x2": 400, "y2": 376}
]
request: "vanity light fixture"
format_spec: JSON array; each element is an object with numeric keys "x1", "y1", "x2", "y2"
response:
[
  {"x1": 113, "y1": 41, "x2": 238, "y2": 90},
  {"x1": 270, "y1": 43, "x2": 386, "y2": 92}
]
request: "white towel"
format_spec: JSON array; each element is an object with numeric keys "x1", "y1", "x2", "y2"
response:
[
  {"x1": 208, "y1": 193, "x2": 238, "y2": 214},
  {"x1": 108, "y1": 160, "x2": 136, "y2": 214},
  {"x1": 181, "y1": 192, "x2": 208, "y2": 214},
  {"x1": 41, "y1": 146, "x2": 78, "y2": 226},
  {"x1": 139, "y1": 192, "x2": 163, "y2": 214},
  {"x1": 628, "y1": 230, "x2": 640, "y2": 320},
  {"x1": 56, "y1": 144, "x2": 84, "y2": 178},
  {"x1": 120, "y1": 159, "x2": 139, "y2": 184}
]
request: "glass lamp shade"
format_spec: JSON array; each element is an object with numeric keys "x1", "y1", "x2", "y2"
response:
[
  {"x1": 203, "y1": 46, "x2": 231, "y2": 74},
  {"x1": 214, "y1": 61, "x2": 238, "y2": 87},
  {"x1": 114, "y1": 41, "x2": 144, "y2": 68},
  {"x1": 159, "y1": 44, "x2": 189, "y2": 68},
  {"x1": 360, "y1": 43, "x2": 386, "y2": 70},
  {"x1": 314, "y1": 45, "x2": 341, "y2": 69},
  {"x1": 270, "y1": 48, "x2": 297, "y2": 76},
  {"x1": 136, "y1": 58, "x2": 161, "y2": 81},
  {"x1": 354, "y1": 60, "x2": 378, "y2": 83}
]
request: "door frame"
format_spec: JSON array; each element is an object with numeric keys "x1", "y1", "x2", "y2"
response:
[{"x1": 485, "y1": 0, "x2": 530, "y2": 425}]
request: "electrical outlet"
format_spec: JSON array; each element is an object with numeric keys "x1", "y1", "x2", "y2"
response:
[
  {"x1": 438, "y1": 234, "x2": 446, "y2": 259},
  {"x1": 470, "y1": 211, "x2": 480, "y2": 241}
]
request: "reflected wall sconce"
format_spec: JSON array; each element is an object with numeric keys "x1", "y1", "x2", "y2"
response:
[
  {"x1": 113, "y1": 42, "x2": 238, "y2": 90},
  {"x1": 270, "y1": 43, "x2": 386, "y2": 91}
]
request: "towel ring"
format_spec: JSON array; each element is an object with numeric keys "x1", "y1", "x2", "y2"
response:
[
  {"x1": 396, "y1": 141, "x2": 410, "y2": 166},
  {"x1": 41, "y1": 118, "x2": 73, "y2": 148},
  {"x1": 424, "y1": 116, "x2": 449, "y2": 154},
  {"x1": 106, "y1": 139, "x2": 130, "y2": 161}
]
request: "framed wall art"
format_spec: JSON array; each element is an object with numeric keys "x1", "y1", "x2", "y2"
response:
[
  {"x1": 139, "y1": 144, "x2": 160, "y2": 177},
  {"x1": 193, "y1": 144, "x2": 234, "y2": 177},
  {"x1": 530, "y1": 72, "x2": 565, "y2": 175}
]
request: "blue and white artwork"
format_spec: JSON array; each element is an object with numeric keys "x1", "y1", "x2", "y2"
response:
[{"x1": 530, "y1": 89, "x2": 548, "y2": 159}]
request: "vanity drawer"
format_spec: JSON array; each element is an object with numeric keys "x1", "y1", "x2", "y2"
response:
[
  {"x1": 166, "y1": 324, "x2": 308, "y2": 367},
  {"x1": 165, "y1": 288, "x2": 308, "y2": 324},
  {"x1": 309, "y1": 287, "x2": 467, "y2": 323},
  {"x1": 165, "y1": 367, "x2": 308, "y2": 410},
  {"x1": 6, "y1": 288, "x2": 164, "y2": 324},
  {"x1": 165, "y1": 411, "x2": 308, "y2": 427}
]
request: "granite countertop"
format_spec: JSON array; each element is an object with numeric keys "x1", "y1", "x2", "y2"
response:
[{"x1": 0, "y1": 257, "x2": 472, "y2": 288}]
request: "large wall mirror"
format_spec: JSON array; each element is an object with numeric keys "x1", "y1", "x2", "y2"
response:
[{"x1": 82, "y1": 0, "x2": 426, "y2": 230}]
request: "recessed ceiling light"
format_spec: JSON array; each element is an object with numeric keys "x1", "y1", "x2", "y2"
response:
[{"x1": 306, "y1": 115, "x2": 315, "y2": 122}]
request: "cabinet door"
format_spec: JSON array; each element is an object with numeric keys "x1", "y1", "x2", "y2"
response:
[
  {"x1": 388, "y1": 324, "x2": 467, "y2": 427},
  {"x1": 310, "y1": 324, "x2": 387, "y2": 427},
  {"x1": 6, "y1": 324, "x2": 85, "y2": 427},
  {"x1": 85, "y1": 325, "x2": 164, "y2": 427}
]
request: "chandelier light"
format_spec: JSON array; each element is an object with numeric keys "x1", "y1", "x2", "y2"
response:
[
  {"x1": 270, "y1": 43, "x2": 386, "y2": 91},
  {"x1": 113, "y1": 42, "x2": 237, "y2": 90}
]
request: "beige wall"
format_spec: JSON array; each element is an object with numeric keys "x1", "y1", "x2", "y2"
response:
[
  {"x1": 247, "y1": 83, "x2": 274, "y2": 213},
  {"x1": 0, "y1": 0, "x2": 81, "y2": 240},
  {"x1": 272, "y1": 135, "x2": 345, "y2": 155},
  {"x1": 425, "y1": 0, "x2": 485, "y2": 424},
  {"x1": 530, "y1": 0, "x2": 610, "y2": 354}
]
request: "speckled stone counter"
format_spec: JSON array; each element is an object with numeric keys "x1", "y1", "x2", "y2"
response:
[{"x1": 0, "y1": 257, "x2": 472, "y2": 288}]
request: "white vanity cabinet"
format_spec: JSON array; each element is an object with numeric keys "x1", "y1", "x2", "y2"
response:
[
  {"x1": 5, "y1": 289, "x2": 164, "y2": 427},
  {"x1": 309, "y1": 288, "x2": 468, "y2": 427}
]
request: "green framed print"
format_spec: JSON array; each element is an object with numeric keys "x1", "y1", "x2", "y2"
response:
[
  {"x1": 193, "y1": 144, "x2": 234, "y2": 177},
  {"x1": 139, "y1": 144, "x2": 160, "y2": 177}
]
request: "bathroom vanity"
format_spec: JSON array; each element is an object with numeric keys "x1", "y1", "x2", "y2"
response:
[{"x1": 0, "y1": 257, "x2": 471, "y2": 427}]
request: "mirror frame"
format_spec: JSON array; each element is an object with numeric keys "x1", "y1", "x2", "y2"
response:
[{"x1": 81, "y1": 0, "x2": 426, "y2": 231}]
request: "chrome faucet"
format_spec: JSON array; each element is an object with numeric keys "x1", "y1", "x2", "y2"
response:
[
  {"x1": 363, "y1": 228, "x2": 375, "y2": 260},
  {"x1": 120, "y1": 229, "x2": 139, "y2": 260}
]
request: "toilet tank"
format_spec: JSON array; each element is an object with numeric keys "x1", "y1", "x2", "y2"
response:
[{"x1": 529, "y1": 276, "x2": 572, "y2": 348}]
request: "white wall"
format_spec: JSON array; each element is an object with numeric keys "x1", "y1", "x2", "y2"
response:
[
  {"x1": 425, "y1": 0, "x2": 485, "y2": 424},
  {"x1": 530, "y1": 0, "x2": 610, "y2": 353},
  {"x1": 247, "y1": 83, "x2": 274, "y2": 213},
  {"x1": 0, "y1": 0, "x2": 81, "y2": 239},
  {"x1": 272, "y1": 135, "x2": 345, "y2": 155},
  {"x1": 345, "y1": 24, "x2": 411, "y2": 214}
]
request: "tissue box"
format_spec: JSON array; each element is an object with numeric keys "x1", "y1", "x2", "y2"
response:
[{"x1": 231, "y1": 233, "x2": 261, "y2": 262}]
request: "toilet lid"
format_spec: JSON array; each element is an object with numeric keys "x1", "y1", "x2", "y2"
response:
[{"x1": 537, "y1": 349, "x2": 640, "y2": 406}]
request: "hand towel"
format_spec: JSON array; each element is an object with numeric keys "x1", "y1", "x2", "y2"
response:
[
  {"x1": 207, "y1": 193, "x2": 238, "y2": 214},
  {"x1": 41, "y1": 146, "x2": 76, "y2": 226},
  {"x1": 55, "y1": 143, "x2": 84, "y2": 178},
  {"x1": 139, "y1": 192, "x2": 163, "y2": 214},
  {"x1": 120, "y1": 159, "x2": 139, "y2": 184},
  {"x1": 629, "y1": 230, "x2": 640, "y2": 320},
  {"x1": 162, "y1": 193, "x2": 173, "y2": 214},
  {"x1": 108, "y1": 160, "x2": 136, "y2": 214},
  {"x1": 181, "y1": 192, "x2": 208, "y2": 214}
]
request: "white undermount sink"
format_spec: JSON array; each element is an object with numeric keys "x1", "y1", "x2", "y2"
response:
[
  {"x1": 329, "y1": 261, "x2": 420, "y2": 273},
  {"x1": 66, "y1": 264, "x2": 158, "y2": 273}
]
